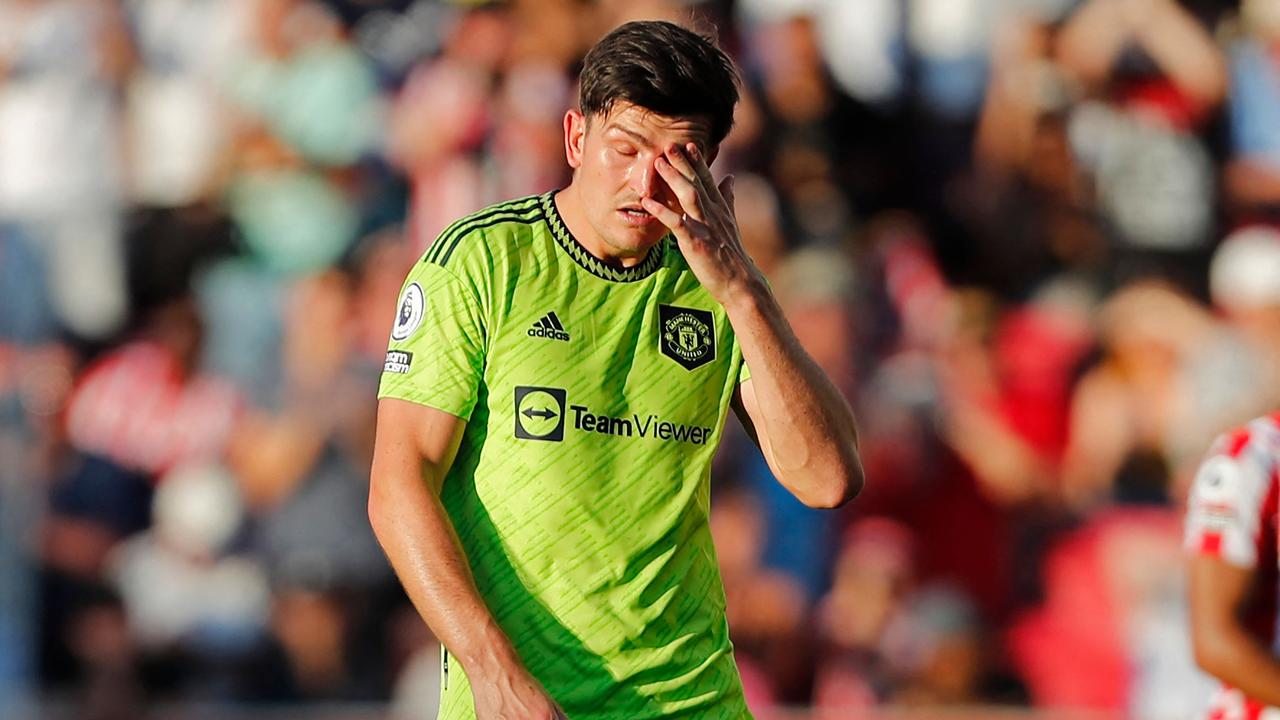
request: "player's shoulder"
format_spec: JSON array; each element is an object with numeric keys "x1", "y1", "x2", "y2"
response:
[
  {"x1": 1187, "y1": 413, "x2": 1280, "y2": 563},
  {"x1": 1193, "y1": 413, "x2": 1280, "y2": 496},
  {"x1": 417, "y1": 193, "x2": 550, "y2": 272},
  {"x1": 1206, "y1": 413, "x2": 1280, "y2": 463}
]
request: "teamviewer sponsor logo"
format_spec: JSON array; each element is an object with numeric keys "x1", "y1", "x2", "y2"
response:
[
  {"x1": 514, "y1": 386, "x2": 567, "y2": 441},
  {"x1": 570, "y1": 405, "x2": 712, "y2": 445},
  {"x1": 513, "y1": 386, "x2": 712, "y2": 445},
  {"x1": 528, "y1": 311, "x2": 569, "y2": 342}
]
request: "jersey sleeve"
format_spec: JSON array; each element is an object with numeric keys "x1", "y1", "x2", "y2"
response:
[
  {"x1": 735, "y1": 340, "x2": 751, "y2": 386},
  {"x1": 723, "y1": 312, "x2": 750, "y2": 386},
  {"x1": 1184, "y1": 428, "x2": 1278, "y2": 569},
  {"x1": 377, "y1": 258, "x2": 487, "y2": 420}
]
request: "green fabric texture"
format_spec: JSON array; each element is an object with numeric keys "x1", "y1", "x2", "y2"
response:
[{"x1": 378, "y1": 192, "x2": 752, "y2": 719}]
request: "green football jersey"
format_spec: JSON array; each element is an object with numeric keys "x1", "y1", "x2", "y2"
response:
[{"x1": 378, "y1": 191, "x2": 754, "y2": 719}]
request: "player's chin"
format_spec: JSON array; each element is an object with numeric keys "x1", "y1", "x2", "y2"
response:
[{"x1": 612, "y1": 219, "x2": 667, "y2": 250}]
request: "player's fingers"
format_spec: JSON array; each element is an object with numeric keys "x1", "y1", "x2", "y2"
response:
[
  {"x1": 685, "y1": 143, "x2": 725, "y2": 207},
  {"x1": 640, "y1": 196, "x2": 707, "y2": 242},
  {"x1": 640, "y1": 195, "x2": 685, "y2": 231},
  {"x1": 661, "y1": 143, "x2": 699, "y2": 186},
  {"x1": 654, "y1": 156, "x2": 705, "y2": 222},
  {"x1": 665, "y1": 143, "x2": 721, "y2": 213}
]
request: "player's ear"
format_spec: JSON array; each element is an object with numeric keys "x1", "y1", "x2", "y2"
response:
[{"x1": 564, "y1": 109, "x2": 586, "y2": 170}]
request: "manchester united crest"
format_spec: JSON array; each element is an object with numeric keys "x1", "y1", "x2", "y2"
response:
[{"x1": 659, "y1": 304, "x2": 715, "y2": 370}]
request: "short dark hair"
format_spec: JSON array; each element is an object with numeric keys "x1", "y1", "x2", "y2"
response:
[{"x1": 578, "y1": 20, "x2": 740, "y2": 148}]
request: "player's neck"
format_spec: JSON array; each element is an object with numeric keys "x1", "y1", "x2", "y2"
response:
[{"x1": 553, "y1": 186, "x2": 651, "y2": 269}]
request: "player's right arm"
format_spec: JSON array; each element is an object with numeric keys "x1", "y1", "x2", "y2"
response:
[
  {"x1": 1185, "y1": 427, "x2": 1280, "y2": 705},
  {"x1": 369, "y1": 249, "x2": 564, "y2": 719},
  {"x1": 1189, "y1": 554, "x2": 1280, "y2": 705},
  {"x1": 369, "y1": 400, "x2": 565, "y2": 719}
]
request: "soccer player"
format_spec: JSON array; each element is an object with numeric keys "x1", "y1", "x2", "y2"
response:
[
  {"x1": 1186, "y1": 413, "x2": 1280, "y2": 718},
  {"x1": 369, "y1": 20, "x2": 863, "y2": 719}
]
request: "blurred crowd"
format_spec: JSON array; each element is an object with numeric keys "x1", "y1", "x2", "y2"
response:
[{"x1": 2, "y1": 0, "x2": 1279, "y2": 717}]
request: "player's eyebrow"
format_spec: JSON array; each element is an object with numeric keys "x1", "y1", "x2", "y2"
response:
[
  {"x1": 603, "y1": 117, "x2": 711, "y2": 156},
  {"x1": 603, "y1": 123, "x2": 649, "y2": 146}
]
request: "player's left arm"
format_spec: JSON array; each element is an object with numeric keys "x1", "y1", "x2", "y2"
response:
[{"x1": 642, "y1": 143, "x2": 863, "y2": 509}]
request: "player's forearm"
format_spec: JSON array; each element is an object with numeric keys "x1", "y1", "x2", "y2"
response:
[
  {"x1": 367, "y1": 458, "x2": 523, "y2": 677},
  {"x1": 724, "y1": 281, "x2": 863, "y2": 508},
  {"x1": 1193, "y1": 622, "x2": 1280, "y2": 705}
]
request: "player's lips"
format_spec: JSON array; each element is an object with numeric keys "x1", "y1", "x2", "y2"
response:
[{"x1": 618, "y1": 205, "x2": 656, "y2": 227}]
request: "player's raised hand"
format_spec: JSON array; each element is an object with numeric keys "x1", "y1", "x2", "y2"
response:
[{"x1": 640, "y1": 143, "x2": 765, "y2": 306}]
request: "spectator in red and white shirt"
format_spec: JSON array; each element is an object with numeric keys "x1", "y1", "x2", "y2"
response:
[
  {"x1": 1186, "y1": 413, "x2": 1280, "y2": 719},
  {"x1": 45, "y1": 296, "x2": 242, "y2": 579},
  {"x1": 64, "y1": 296, "x2": 241, "y2": 478}
]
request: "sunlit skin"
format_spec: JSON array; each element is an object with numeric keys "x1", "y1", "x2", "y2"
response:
[{"x1": 555, "y1": 102, "x2": 718, "y2": 268}]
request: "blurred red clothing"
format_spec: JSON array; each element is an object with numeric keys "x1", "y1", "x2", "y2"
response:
[
  {"x1": 65, "y1": 341, "x2": 241, "y2": 478},
  {"x1": 994, "y1": 306, "x2": 1092, "y2": 463},
  {"x1": 1007, "y1": 508, "x2": 1183, "y2": 710}
]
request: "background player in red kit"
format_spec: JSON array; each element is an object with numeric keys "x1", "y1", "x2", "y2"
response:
[{"x1": 1186, "y1": 413, "x2": 1280, "y2": 718}]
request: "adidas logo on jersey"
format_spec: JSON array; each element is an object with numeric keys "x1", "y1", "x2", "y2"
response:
[{"x1": 528, "y1": 312, "x2": 569, "y2": 341}]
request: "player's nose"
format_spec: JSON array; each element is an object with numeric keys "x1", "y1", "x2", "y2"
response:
[{"x1": 630, "y1": 158, "x2": 660, "y2": 199}]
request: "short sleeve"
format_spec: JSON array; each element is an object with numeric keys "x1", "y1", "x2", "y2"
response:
[
  {"x1": 1184, "y1": 430, "x2": 1277, "y2": 569},
  {"x1": 725, "y1": 313, "x2": 750, "y2": 386},
  {"x1": 377, "y1": 260, "x2": 487, "y2": 420}
]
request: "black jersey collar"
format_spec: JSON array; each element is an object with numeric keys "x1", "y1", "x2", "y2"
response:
[{"x1": 541, "y1": 191, "x2": 666, "y2": 282}]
